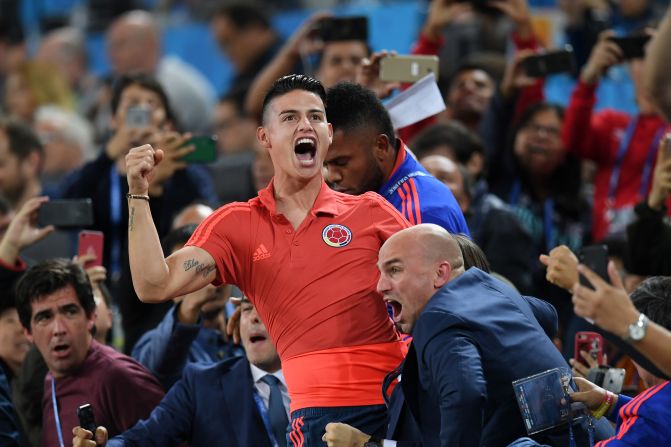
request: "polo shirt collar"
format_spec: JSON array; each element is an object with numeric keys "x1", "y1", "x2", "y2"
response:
[{"x1": 258, "y1": 178, "x2": 340, "y2": 217}]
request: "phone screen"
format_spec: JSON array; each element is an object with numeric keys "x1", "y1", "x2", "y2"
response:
[{"x1": 37, "y1": 199, "x2": 94, "y2": 228}]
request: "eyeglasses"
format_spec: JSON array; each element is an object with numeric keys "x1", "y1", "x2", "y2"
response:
[{"x1": 522, "y1": 123, "x2": 561, "y2": 138}]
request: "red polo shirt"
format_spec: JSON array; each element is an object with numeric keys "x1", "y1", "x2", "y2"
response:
[{"x1": 187, "y1": 180, "x2": 409, "y2": 410}]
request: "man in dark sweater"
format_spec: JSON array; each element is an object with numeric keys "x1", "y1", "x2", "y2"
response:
[{"x1": 15, "y1": 259, "x2": 164, "y2": 445}]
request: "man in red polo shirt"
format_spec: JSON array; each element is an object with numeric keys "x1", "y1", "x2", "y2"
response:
[{"x1": 124, "y1": 75, "x2": 409, "y2": 446}]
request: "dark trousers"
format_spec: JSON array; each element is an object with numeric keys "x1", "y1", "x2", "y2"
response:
[{"x1": 287, "y1": 404, "x2": 387, "y2": 447}]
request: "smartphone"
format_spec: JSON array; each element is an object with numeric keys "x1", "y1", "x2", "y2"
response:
[
  {"x1": 78, "y1": 231, "x2": 104, "y2": 269},
  {"x1": 179, "y1": 136, "x2": 217, "y2": 163},
  {"x1": 37, "y1": 199, "x2": 94, "y2": 228},
  {"x1": 578, "y1": 244, "x2": 609, "y2": 289},
  {"x1": 608, "y1": 35, "x2": 651, "y2": 60},
  {"x1": 77, "y1": 403, "x2": 97, "y2": 434},
  {"x1": 317, "y1": 16, "x2": 368, "y2": 42},
  {"x1": 125, "y1": 105, "x2": 151, "y2": 128},
  {"x1": 522, "y1": 48, "x2": 576, "y2": 78},
  {"x1": 380, "y1": 55, "x2": 440, "y2": 83},
  {"x1": 456, "y1": 0, "x2": 502, "y2": 15},
  {"x1": 574, "y1": 331, "x2": 604, "y2": 367},
  {"x1": 587, "y1": 366, "x2": 625, "y2": 394}
]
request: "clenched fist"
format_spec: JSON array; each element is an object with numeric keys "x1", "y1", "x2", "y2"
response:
[{"x1": 125, "y1": 144, "x2": 164, "y2": 195}]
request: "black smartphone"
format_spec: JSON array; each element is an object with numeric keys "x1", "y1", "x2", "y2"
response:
[
  {"x1": 179, "y1": 136, "x2": 217, "y2": 163},
  {"x1": 578, "y1": 244, "x2": 609, "y2": 289},
  {"x1": 77, "y1": 403, "x2": 97, "y2": 433},
  {"x1": 37, "y1": 199, "x2": 94, "y2": 228},
  {"x1": 522, "y1": 49, "x2": 576, "y2": 78},
  {"x1": 317, "y1": 16, "x2": 368, "y2": 42},
  {"x1": 456, "y1": 0, "x2": 502, "y2": 15},
  {"x1": 608, "y1": 35, "x2": 651, "y2": 60}
]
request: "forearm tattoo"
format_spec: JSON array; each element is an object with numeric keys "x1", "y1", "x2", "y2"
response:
[
  {"x1": 183, "y1": 258, "x2": 216, "y2": 278},
  {"x1": 128, "y1": 207, "x2": 136, "y2": 231}
]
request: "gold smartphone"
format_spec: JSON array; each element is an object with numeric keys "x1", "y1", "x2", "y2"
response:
[{"x1": 379, "y1": 55, "x2": 439, "y2": 83}]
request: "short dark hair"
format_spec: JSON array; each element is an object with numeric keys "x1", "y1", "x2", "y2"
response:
[
  {"x1": 412, "y1": 122, "x2": 484, "y2": 165},
  {"x1": 15, "y1": 259, "x2": 95, "y2": 331},
  {"x1": 110, "y1": 73, "x2": 177, "y2": 127},
  {"x1": 0, "y1": 118, "x2": 44, "y2": 161},
  {"x1": 453, "y1": 234, "x2": 491, "y2": 272},
  {"x1": 261, "y1": 74, "x2": 326, "y2": 125},
  {"x1": 326, "y1": 82, "x2": 395, "y2": 147},
  {"x1": 448, "y1": 62, "x2": 495, "y2": 91},
  {"x1": 630, "y1": 277, "x2": 671, "y2": 332},
  {"x1": 214, "y1": 3, "x2": 271, "y2": 30},
  {"x1": 162, "y1": 224, "x2": 198, "y2": 255}
]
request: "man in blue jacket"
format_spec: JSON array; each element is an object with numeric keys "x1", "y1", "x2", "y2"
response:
[
  {"x1": 324, "y1": 83, "x2": 469, "y2": 235},
  {"x1": 73, "y1": 297, "x2": 289, "y2": 447},
  {"x1": 324, "y1": 224, "x2": 583, "y2": 447}
]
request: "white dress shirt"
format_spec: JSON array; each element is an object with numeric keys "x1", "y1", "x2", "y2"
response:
[{"x1": 250, "y1": 363, "x2": 291, "y2": 419}]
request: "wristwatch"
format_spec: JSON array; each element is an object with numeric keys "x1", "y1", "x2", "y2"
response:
[
  {"x1": 625, "y1": 313, "x2": 649, "y2": 342},
  {"x1": 364, "y1": 435, "x2": 383, "y2": 447}
]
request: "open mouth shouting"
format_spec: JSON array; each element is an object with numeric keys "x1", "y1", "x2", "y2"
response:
[
  {"x1": 52, "y1": 342, "x2": 72, "y2": 359},
  {"x1": 385, "y1": 298, "x2": 403, "y2": 324},
  {"x1": 294, "y1": 137, "x2": 317, "y2": 168},
  {"x1": 248, "y1": 331, "x2": 268, "y2": 345}
]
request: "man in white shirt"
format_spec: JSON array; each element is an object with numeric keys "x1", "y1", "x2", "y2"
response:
[{"x1": 73, "y1": 297, "x2": 289, "y2": 447}]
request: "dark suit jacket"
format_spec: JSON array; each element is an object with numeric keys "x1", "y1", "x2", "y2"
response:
[
  {"x1": 107, "y1": 356, "x2": 272, "y2": 447},
  {"x1": 400, "y1": 268, "x2": 569, "y2": 447},
  {"x1": 386, "y1": 276, "x2": 560, "y2": 447}
]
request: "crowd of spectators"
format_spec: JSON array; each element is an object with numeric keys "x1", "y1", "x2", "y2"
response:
[{"x1": 1, "y1": 0, "x2": 670, "y2": 446}]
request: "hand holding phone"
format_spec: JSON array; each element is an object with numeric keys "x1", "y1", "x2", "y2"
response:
[
  {"x1": 578, "y1": 245, "x2": 609, "y2": 290},
  {"x1": 607, "y1": 35, "x2": 651, "y2": 60},
  {"x1": 380, "y1": 55, "x2": 440, "y2": 83},
  {"x1": 574, "y1": 331, "x2": 605, "y2": 367},
  {"x1": 77, "y1": 403, "x2": 97, "y2": 434}
]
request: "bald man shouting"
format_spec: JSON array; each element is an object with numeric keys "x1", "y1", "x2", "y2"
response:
[{"x1": 324, "y1": 225, "x2": 581, "y2": 447}]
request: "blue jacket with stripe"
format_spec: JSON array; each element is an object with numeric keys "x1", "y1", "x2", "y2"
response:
[
  {"x1": 378, "y1": 145, "x2": 469, "y2": 235},
  {"x1": 598, "y1": 381, "x2": 671, "y2": 446}
]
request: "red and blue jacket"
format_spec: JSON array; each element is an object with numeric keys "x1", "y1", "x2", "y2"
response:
[
  {"x1": 596, "y1": 381, "x2": 671, "y2": 446},
  {"x1": 378, "y1": 144, "x2": 470, "y2": 235}
]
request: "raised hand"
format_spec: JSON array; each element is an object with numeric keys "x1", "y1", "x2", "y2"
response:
[
  {"x1": 581, "y1": 31, "x2": 623, "y2": 85},
  {"x1": 648, "y1": 133, "x2": 671, "y2": 210},
  {"x1": 356, "y1": 51, "x2": 401, "y2": 99},
  {"x1": 125, "y1": 144, "x2": 164, "y2": 195},
  {"x1": 539, "y1": 244, "x2": 579, "y2": 291},
  {"x1": 572, "y1": 261, "x2": 640, "y2": 337},
  {"x1": 0, "y1": 196, "x2": 54, "y2": 265},
  {"x1": 423, "y1": 0, "x2": 473, "y2": 42}
]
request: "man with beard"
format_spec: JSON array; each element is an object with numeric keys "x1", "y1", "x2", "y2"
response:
[
  {"x1": 0, "y1": 118, "x2": 72, "y2": 262},
  {"x1": 0, "y1": 118, "x2": 43, "y2": 212},
  {"x1": 324, "y1": 82, "x2": 469, "y2": 234}
]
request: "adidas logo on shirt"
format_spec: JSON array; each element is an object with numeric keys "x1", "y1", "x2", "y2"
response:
[{"x1": 253, "y1": 244, "x2": 271, "y2": 262}]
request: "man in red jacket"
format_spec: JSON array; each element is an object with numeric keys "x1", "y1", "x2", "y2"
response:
[{"x1": 561, "y1": 31, "x2": 669, "y2": 241}]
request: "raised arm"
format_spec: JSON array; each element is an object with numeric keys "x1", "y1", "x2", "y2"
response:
[
  {"x1": 126, "y1": 144, "x2": 216, "y2": 303},
  {"x1": 244, "y1": 12, "x2": 330, "y2": 122},
  {"x1": 644, "y1": 4, "x2": 671, "y2": 121}
]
